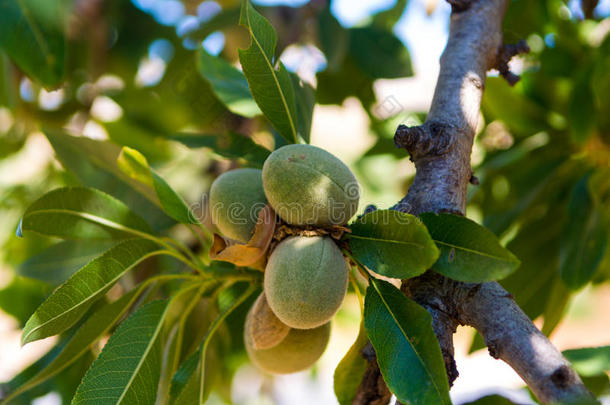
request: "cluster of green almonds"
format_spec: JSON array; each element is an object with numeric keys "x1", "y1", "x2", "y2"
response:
[{"x1": 209, "y1": 144, "x2": 360, "y2": 374}]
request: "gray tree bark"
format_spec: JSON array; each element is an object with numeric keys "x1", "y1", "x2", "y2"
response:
[{"x1": 354, "y1": 0, "x2": 594, "y2": 403}]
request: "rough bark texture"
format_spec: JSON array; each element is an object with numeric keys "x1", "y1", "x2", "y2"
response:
[{"x1": 355, "y1": 0, "x2": 594, "y2": 403}]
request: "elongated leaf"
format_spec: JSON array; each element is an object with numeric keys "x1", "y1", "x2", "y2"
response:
[
  {"x1": 419, "y1": 213, "x2": 520, "y2": 282},
  {"x1": 2, "y1": 288, "x2": 144, "y2": 404},
  {"x1": 170, "y1": 283, "x2": 256, "y2": 404},
  {"x1": 541, "y1": 277, "x2": 570, "y2": 336},
  {"x1": 21, "y1": 239, "x2": 161, "y2": 344},
  {"x1": 334, "y1": 320, "x2": 368, "y2": 405},
  {"x1": 158, "y1": 283, "x2": 216, "y2": 404},
  {"x1": 44, "y1": 130, "x2": 175, "y2": 231},
  {"x1": 291, "y1": 73, "x2": 315, "y2": 143},
  {"x1": 18, "y1": 240, "x2": 117, "y2": 286},
  {"x1": 501, "y1": 212, "x2": 562, "y2": 321},
  {"x1": 364, "y1": 278, "x2": 451, "y2": 405},
  {"x1": 20, "y1": 187, "x2": 153, "y2": 240},
  {"x1": 0, "y1": 0, "x2": 65, "y2": 87},
  {"x1": 560, "y1": 175, "x2": 608, "y2": 290},
  {"x1": 118, "y1": 147, "x2": 198, "y2": 224},
  {"x1": 198, "y1": 49, "x2": 261, "y2": 117},
  {"x1": 563, "y1": 346, "x2": 610, "y2": 377},
  {"x1": 238, "y1": 0, "x2": 299, "y2": 143},
  {"x1": 71, "y1": 300, "x2": 170, "y2": 405},
  {"x1": 170, "y1": 132, "x2": 270, "y2": 168},
  {"x1": 349, "y1": 210, "x2": 439, "y2": 279},
  {"x1": 317, "y1": 7, "x2": 348, "y2": 72}
]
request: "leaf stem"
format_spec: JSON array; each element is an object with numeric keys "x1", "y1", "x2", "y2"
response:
[{"x1": 198, "y1": 284, "x2": 257, "y2": 404}]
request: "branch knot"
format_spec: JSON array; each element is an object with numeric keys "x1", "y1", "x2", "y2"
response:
[{"x1": 394, "y1": 122, "x2": 456, "y2": 161}]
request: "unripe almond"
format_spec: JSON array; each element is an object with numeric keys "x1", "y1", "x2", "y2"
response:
[{"x1": 246, "y1": 293, "x2": 290, "y2": 350}]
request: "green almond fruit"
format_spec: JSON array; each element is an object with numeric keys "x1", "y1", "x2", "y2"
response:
[
  {"x1": 209, "y1": 168, "x2": 267, "y2": 243},
  {"x1": 245, "y1": 316, "x2": 330, "y2": 374},
  {"x1": 262, "y1": 144, "x2": 359, "y2": 225},
  {"x1": 264, "y1": 236, "x2": 348, "y2": 329}
]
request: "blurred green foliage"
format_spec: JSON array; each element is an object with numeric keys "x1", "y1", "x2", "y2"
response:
[{"x1": 0, "y1": 0, "x2": 608, "y2": 403}]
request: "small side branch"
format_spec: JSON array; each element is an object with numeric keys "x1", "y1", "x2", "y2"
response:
[
  {"x1": 494, "y1": 39, "x2": 530, "y2": 85},
  {"x1": 394, "y1": 122, "x2": 456, "y2": 161}
]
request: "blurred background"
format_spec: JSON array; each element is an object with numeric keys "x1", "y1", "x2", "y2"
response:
[{"x1": 0, "y1": 0, "x2": 609, "y2": 403}]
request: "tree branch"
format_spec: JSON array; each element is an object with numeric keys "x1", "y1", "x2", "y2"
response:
[
  {"x1": 455, "y1": 282, "x2": 593, "y2": 403},
  {"x1": 356, "y1": 0, "x2": 594, "y2": 403}
]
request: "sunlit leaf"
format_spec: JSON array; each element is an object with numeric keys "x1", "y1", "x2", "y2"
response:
[
  {"x1": 44, "y1": 130, "x2": 174, "y2": 231},
  {"x1": 563, "y1": 346, "x2": 610, "y2": 377},
  {"x1": 334, "y1": 320, "x2": 368, "y2": 405},
  {"x1": 198, "y1": 49, "x2": 261, "y2": 118},
  {"x1": 118, "y1": 147, "x2": 198, "y2": 224}
]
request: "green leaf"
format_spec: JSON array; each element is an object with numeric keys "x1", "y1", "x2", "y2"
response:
[
  {"x1": 541, "y1": 277, "x2": 570, "y2": 336},
  {"x1": 501, "y1": 214, "x2": 562, "y2": 321},
  {"x1": 315, "y1": 46, "x2": 376, "y2": 107},
  {"x1": 21, "y1": 187, "x2": 154, "y2": 240},
  {"x1": 170, "y1": 283, "x2": 256, "y2": 404},
  {"x1": 158, "y1": 283, "x2": 216, "y2": 404},
  {"x1": 482, "y1": 77, "x2": 547, "y2": 137},
  {"x1": 21, "y1": 239, "x2": 161, "y2": 344},
  {"x1": 184, "y1": 7, "x2": 240, "y2": 42},
  {"x1": 349, "y1": 209, "x2": 439, "y2": 279},
  {"x1": 43, "y1": 130, "x2": 175, "y2": 231},
  {"x1": 333, "y1": 320, "x2": 368, "y2": 405},
  {"x1": 364, "y1": 278, "x2": 451, "y2": 405},
  {"x1": 317, "y1": 7, "x2": 348, "y2": 72},
  {"x1": 0, "y1": 276, "x2": 51, "y2": 326},
  {"x1": 71, "y1": 300, "x2": 171, "y2": 405},
  {"x1": 0, "y1": 0, "x2": 65, "y2": 87},
  {"x1": 348, "y1": 26, "x2": 412, "y2": 79},
  {"x1": 569, "y1": 71, "x2": 595, "y2": 143},
  {"x1": 372, "y1": 0, "x2": 408, "y2": 29},
  {"x1": 1, "y1": 288, "x2": 144, "y2": 404},
  {"x1": 560, "y1": 175, "x2": 608, "y2": 290},
  {"x1": 563, "y1": 346, "x2": 610, "y2": 377},
  {"x1": 117, "y1": 147, "x2": 198, "y2": 224},
  {"x1": 238, "y1": 0, "x2": 299, "y2": 143},
  {"x1": 169, "y1": 132, "x2": 270, "y2": 168},
  {"x1": 198, "y1": 49, "x2": 261, "y2": 118},
  {"x1": 419, "y1": 213, "x2": 521, "y2": 283},
  {"x1": 291, "y1": 73, "x2": 315, "y2": 143},
  {"x1": 18, "y1": 240, "x2": 117, "y2": 286},
  {"x1": 462, "y1": 394, "x2": 518, "y2": 404}
]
